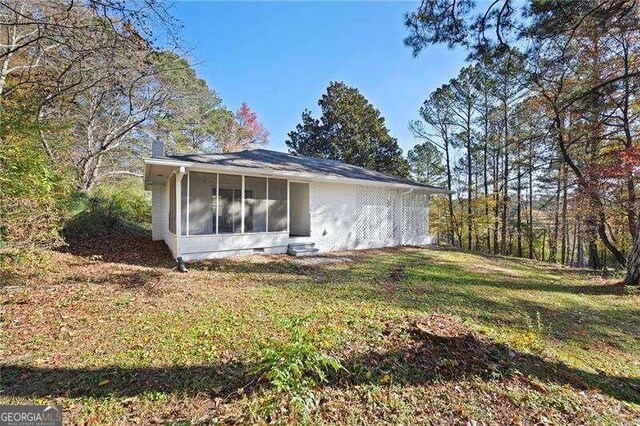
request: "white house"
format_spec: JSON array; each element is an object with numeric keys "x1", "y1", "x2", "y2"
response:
[{"x1": 144, "y1": 142, "x2": 447, "y2": 261}]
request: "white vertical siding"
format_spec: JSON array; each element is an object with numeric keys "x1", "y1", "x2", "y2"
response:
[{"x1": 151, "y1": 183, "x2": 167, "y2": 241}]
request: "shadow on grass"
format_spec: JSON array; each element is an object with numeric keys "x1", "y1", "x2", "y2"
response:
[
  {"x1": 3, "y1": 325, "x2": 639, "y2": 405},
  {"x1": 1, "y1": 362, "x2": 252, "y2": 399},
  {"x1": 345, "y1": 321, "x2": 640, "y2": 405}
]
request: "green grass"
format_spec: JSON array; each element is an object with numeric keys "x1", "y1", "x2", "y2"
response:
[{"x1": 2, "y1": 245, "x2": 639, "y2": 424}]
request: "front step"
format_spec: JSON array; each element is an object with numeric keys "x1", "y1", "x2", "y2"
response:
[{"x1": 287, "y1": 242, "x2": 319, "y2": 257}]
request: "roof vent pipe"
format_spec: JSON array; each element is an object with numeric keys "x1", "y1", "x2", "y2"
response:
[{"x1": 152, "y1": 139, "x2": 165, "y2": 157}]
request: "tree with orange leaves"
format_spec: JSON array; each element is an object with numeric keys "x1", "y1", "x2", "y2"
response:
[{"x1": 220, "y1": 102, "x2": 269, "y2": 153}]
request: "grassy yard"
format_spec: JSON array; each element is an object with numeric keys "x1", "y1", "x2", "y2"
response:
[{"x1": 2, "y1": 235, "x2": 640, "y2": 424}]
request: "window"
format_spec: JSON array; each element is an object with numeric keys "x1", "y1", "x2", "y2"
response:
[
  {"x1": 268, "y1": 178, "x2": 287, "y2": 232},
  {"x1": 218, "y1": 174, "x2": 242, "y2": 233},
  {"x1": 244, "y1": 176, "x2": 267, "y2": 233},
  {"x1": 188, "y1": 172, "x2": 217, "y2": 235}
]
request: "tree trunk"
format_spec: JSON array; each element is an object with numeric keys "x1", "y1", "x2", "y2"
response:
[
  {"x1": 624, "y1": 220, "x2": 640, "y2": 285},
  {"x1": 560, "y1": 164, "x2": 568, "y2": 264},
  {"x1": 483, "y1": 92, "x2": 491, "y2": 253},
  {"x1": 570, "y1": 220, "x2": 577, "y2": 266},
  {"x1": 516, "y1": 143, "x2": 522, "y2": 257},
  {"x1": 444, "y1": 138, "x2": 455, "y2": 246},
  {"x1": 474, "y1": 167, "x2": 481, "y2": 251},
  {"x1": 596, "y1": 211, "x2": 626, "y2": 267},
  {"x1": 619, "y1": 36, "x2": 638, "y2": 242},
  {"x1": 467, "y1": 118, "x2": 473, "y2": 251},
  {"x1": 588, "y1": 240, "x2": 600, "y2": 270},
  {"x1": 576, "y1": 222, "x2": 585, "y2": 268},
  {"x1": 527, "y1": 141, "x2": 534, "y2": 259},
  {"x1": 484, "y1": 145, "x2": 491, "y2": 252},
  {"x1": 550, "y1": 170, "x2": 561, "y2": 263},
  {"x1": 493, "y1": 140, "x2": 501, "y2": 254},
  {"x1": 501, "y1": 93, "x2": 509, "y2": 255},
  {"x1": 627, "y1": 177, "x2": 637, "y2": 242},
  {"x1": 553, "y1": 110, "x2": 626, "y2": 267}
]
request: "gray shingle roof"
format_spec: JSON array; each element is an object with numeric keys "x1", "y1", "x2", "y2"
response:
[{"x1": 160, "y1": 149, "x2": 445, "y2": 191}]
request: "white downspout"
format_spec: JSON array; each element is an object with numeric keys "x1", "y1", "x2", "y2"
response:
[{"x1": 399, "y1": 188, "x2": 414, "y2": 246}]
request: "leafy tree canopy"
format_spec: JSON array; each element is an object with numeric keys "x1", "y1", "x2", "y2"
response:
[
  {"x1": 221, "y1": 102, "x2": 270, "y2": 153},
  {"x1": 407, "y1": 141, "x2": 446, "y2": 186},
  {"x1": 153, "y1": 51, "x2": 235, "y2": 154},
  {"x1": 286, "y1": 81, "x2": 410, "y2": 178}
]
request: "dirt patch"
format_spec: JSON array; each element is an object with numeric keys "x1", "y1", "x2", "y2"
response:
[
  {"x1": 367, "y1": 314, "x2": 507, "y2": 380},
  {"x1": 346, "y1": 313, "x2": 640, "y2": 412},
  {"x1": 388, "y1": 266, "x2": 406, "y2": 283},
  {"x1": 379, "y1": 265, "x2": 406, "y2": 293}
]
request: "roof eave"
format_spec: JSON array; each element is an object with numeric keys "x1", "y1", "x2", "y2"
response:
[{"x1": 143, "y1": 157, "x2": 449, "y2": 193}]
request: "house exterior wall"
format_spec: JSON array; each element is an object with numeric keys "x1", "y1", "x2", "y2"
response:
[
  {"x1": 151, "y1": 184, "x2": 167, "y2": 241},
  {"x1": 165, "y1": 231, "x2": 178, "y2": 258},
  {"x1": 309, "y1": 182, "x2": 433, "y2": 253}
]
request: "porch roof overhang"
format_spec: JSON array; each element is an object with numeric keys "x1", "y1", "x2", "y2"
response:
[{"x1": 144, "y1": 156, "x2": 450, "y2": 194}]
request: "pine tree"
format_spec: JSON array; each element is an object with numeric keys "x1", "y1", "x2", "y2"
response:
[{"x1": 286, "y1": 82, "x2": 410, "y2": 177}]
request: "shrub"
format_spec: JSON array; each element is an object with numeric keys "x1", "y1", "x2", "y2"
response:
[
  {"x1": 512, "y1": 310, "x2": 546, "y2": 353},
  {"x1": 0, "y1": 134, "x2": 73, "y2": 274},
  {"x1": 252, "y1": 316, "x2": 345, "y2": 416},
  {"x1": 63, "y1": 184, "x2": 151, "y2": 239}
]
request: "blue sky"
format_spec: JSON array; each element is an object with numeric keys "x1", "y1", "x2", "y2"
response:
[{"x1": 172, "y1": 1, "x2": 468, "y2": 153}]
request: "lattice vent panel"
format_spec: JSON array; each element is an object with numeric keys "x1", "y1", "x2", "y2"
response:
[
  {"x1": 354, "y1": 185, "x2": 398, "y2": 247},
  {"x1": 402, "y1": 192, "x2": 429, "y2": 243},
  {"x1": 310, "y1": 183, "x2": 355, "y2": 251},
  {"x1": 311, "y1": 183, "x2": 400, "y2": 251}
]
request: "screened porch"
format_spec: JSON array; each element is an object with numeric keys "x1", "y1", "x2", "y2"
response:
[{"x1": 164, "y1": 169, "x2": 311, "y2": 259}]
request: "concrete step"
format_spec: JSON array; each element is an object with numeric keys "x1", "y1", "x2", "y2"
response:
[
  {"x1": 288, "y1": 247, "x2": 320, "y2": 257},
  {"x1": 289, "y1": 243, "x2": 316, "y2": 250},
  {"x1": 287, "y1": 242, "x2": 318, "y2": 257}
]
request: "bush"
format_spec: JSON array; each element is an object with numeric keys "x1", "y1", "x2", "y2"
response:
[
  {"x1": 63, "y1": 184, "x2": 151, "y2": 239},
  {"x1": 252, "y1": 316, "x2": 345, "y2": 417},
  {"x1": 0, "y1": 137, "x2": 73, "y2": 268}
]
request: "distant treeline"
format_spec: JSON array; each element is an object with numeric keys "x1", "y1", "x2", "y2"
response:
[{"x1": 403, "y1": 0, "x2": 640, "y2": 285}]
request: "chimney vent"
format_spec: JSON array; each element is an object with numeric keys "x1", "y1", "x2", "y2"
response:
[{"x1": 152, "y1": 139, "x2": 164, "y2": 157}]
